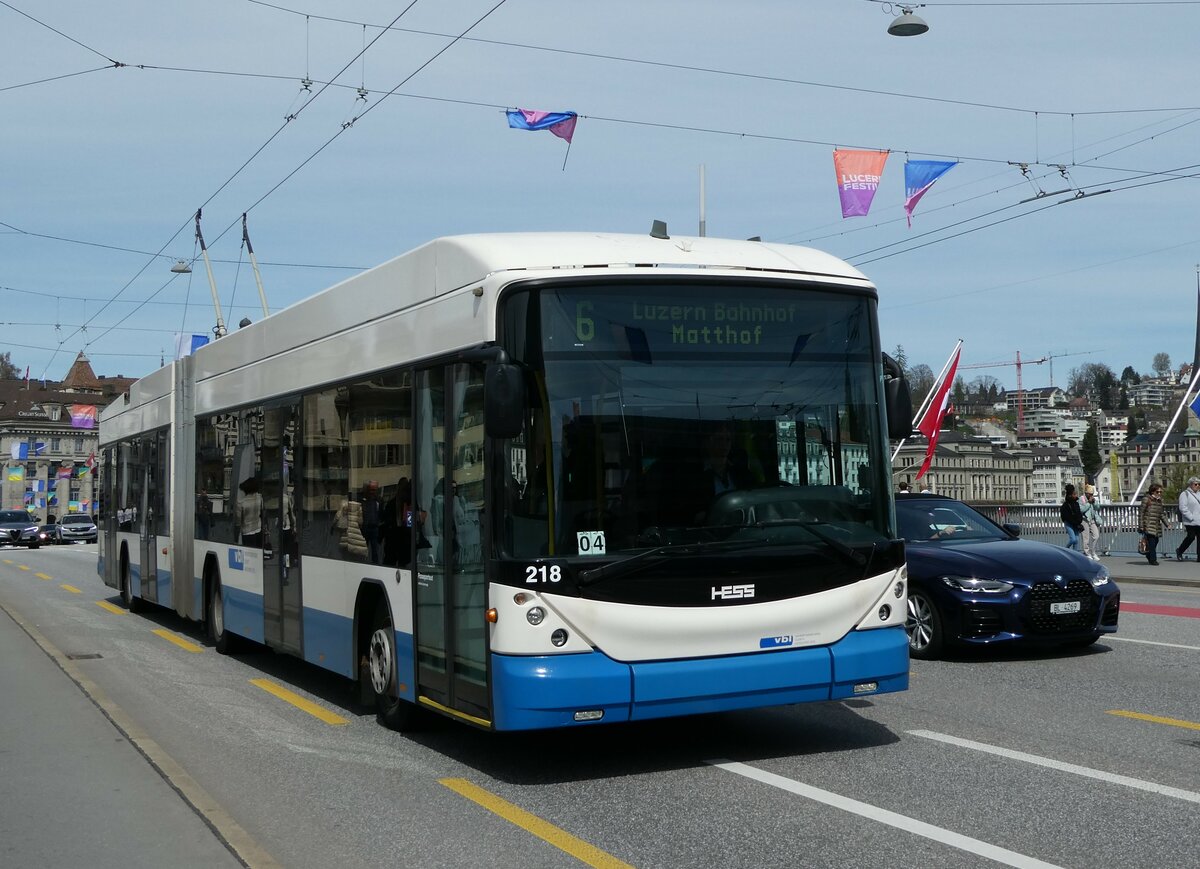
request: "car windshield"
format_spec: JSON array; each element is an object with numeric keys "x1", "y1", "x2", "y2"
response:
[
  {"x1": 895, "y1": 498, "x2": 1009, "y2": 543},
  {"x1": 0, "y1": 510, "x2": 31, "y2": 523},
  {"x1": 62, "y1": 515, "x2": 93, "y2": 525}
]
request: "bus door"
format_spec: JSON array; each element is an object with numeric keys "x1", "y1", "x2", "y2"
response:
[
  {"x1": 139, "y1": 436, "x2": 158, "y2": 604},
  {"x1": 414, "y1": 363, "x2": 489, "y2": 722},
  {"x1": 261, "y1": 400, "x2": 302, "y2": 654},
  {"x1": 100, "y1": 447, "x2": 117, "y2": 588}
]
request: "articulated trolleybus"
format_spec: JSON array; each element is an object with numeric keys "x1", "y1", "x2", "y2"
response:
[{"x1": 98, "y1": 230, "x2": 913, "y2": 732}]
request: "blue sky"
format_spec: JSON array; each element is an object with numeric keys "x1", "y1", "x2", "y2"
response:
[{"x1": 3, "y1": 0, "x2": 1199, "y2": 392}]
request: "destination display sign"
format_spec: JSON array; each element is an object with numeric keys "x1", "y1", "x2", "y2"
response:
[{"x1": 541, "y1": 286, "x2": 867, "y2": 359}]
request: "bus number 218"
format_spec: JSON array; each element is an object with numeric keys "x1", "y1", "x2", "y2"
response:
[{"x1": 525, "y1": 564, "x2": 563, "y2": 584}]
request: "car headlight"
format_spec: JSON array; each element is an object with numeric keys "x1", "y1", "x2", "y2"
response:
[
  {"x1": 940, "y1": 575, "x2": 1014, "y2": 594},
  {"x1": 1091, "y1": 565, "x2": 1110, "y2": 587}
]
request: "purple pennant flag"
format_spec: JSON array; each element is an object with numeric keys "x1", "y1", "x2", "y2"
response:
[{"x1": 904, "y1": 159, "x2": 957, "y2": 225}]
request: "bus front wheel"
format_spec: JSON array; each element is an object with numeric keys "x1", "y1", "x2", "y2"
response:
[{"x1": 367, "y1": 605, "x2": 420, "y2": 731}]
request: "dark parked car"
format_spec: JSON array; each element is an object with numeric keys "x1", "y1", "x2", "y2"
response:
[
  {"x1": 36, "y1": 524, "x2": 63, "y2": 545},
  {"x1": 0, "y1": 509, "x2": 41, "y2": 548},
  {"x1": 896, "y1": 494, "x2": 1120, "y2": 659},
  {"x1": 59, "y1": 513, "x2": 98, "y2": 543}
]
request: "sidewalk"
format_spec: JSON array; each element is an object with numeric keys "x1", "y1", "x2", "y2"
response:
[
  {"x1": 1097, "y1": 551, "x2": 1200, "y2": 588},
  {"x1": 0, "y1": 603, "x2": 244, "y2": 869}
]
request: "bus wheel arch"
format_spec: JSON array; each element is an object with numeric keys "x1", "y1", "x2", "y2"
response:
[{"x1": 355, "y1": 583, "x2": 421, "y2": 731}]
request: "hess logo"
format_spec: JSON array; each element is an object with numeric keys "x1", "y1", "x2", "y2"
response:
[{"x1": 711, "y1": 584, "x2": 755, "y2": 601}]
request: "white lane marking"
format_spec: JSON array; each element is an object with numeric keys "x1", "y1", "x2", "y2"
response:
[
  {"x1": 909, "y1": 730, "x2": 1200, "y2": 805},
  {"x1": 707, "y1": 759, "x2": 1062, "y2": 869},
  {"x1": 1104, "y1": 636, "x2": 1200, "y2": 652}
]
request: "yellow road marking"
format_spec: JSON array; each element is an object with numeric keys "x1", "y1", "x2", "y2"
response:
[
  {"x1": 2, "y1": 558, "x2": 12, "y2": 564},
  {"x1": 60, "y1": 584, "x2": 81, "y2": 594},
  {"x1": 249, "y1": 678, "x2": 348, "y2": 725},
  {"x1": 1108, "y1": 709, "x2": 1200, "y2": 732},
  {"x1": 95, "y1": 600, "x2": 126, "y2": 615},
  {"x1": 440, "y1": 778, "x2": 634, "y2": 869},
  {"x1": 35, "y1": 572, "x2": 52, "y2": 580},
  {"x1": 18, "y1": 564, "x2": 30, "y2": 571},
  {"x1": 152, "y1": 628, "x2": 204, "y2": 653}
]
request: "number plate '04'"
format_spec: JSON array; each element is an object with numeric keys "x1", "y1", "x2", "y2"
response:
[{"x1": 1050, "y1": 600, "x2": 1081, "y2": 615}]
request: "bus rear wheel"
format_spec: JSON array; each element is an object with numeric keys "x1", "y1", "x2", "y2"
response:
[
  {"x1": 208, "y1": 578, "x2": 235, "y2": 654},
  {"x1": 120, "y1": 553, "x2": 144, "y2": 613},
  {"x1": 367, "y1": 606, "x2": 420, "y2": 731}
]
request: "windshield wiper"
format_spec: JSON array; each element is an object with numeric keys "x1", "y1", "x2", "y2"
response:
[
  {"x1": 743, "y1": 518, "x2": 870, "y2": 568},
  {"x1": 576, "y1": 537, "x2": 764, "y2": 587}
]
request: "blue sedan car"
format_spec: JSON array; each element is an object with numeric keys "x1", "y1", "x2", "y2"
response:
[{"x1": 896, "y1": 494, "x2": 1120, "y2": 659}]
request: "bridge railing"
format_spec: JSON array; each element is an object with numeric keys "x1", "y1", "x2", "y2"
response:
[{"x1": 971, "y1": 503, "x2": 1182, "y2": 557}]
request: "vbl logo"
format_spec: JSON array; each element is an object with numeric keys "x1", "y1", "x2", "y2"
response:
[{"x1": 228, "y1": 548, "x2": 245, "y2": 570}]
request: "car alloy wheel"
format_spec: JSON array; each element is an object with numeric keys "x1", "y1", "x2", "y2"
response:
[{"x1": 905, "y1": 591, "x2": 943, "y2": 659}]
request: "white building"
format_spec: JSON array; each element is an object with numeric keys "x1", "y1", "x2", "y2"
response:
[{"x1": 1030, "y1": 446, "x2": 1084, "y2": 503}]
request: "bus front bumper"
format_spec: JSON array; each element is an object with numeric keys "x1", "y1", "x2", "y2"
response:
[{"x1": 489, "y1": 626, "x2": 909, "y2": 731}]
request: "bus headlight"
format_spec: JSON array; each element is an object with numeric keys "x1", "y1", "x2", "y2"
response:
[
  {"x1": 526, "y1": 606, "x2": 545, "y2": 626},
  {"x1": 878, "y1": 604, "x2": 891, "y2": 621},
  {"x1": 551, "y1": 629, "x2": 569, "y2": 647}
]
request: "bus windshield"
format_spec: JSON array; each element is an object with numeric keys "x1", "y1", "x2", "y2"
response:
[{"x1": 500, "y1": 281, "x2": 895, "y2": 571}]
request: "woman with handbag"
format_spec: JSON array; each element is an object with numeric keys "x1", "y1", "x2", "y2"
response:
[{"x1": 1138, "y1": 483, "x2": 1165, "y2": 566}]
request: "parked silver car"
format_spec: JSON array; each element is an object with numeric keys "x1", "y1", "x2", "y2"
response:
[
  {"x1": 59, "y1": 513, "x2": 98, "y2": 543},
  {"x1": 0, "y1": 509, "x2": 41, "y2": 548}
]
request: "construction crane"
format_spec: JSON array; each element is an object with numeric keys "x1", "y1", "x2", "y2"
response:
[{"x1": 960, "y1": 350, "x2": 1096, "y2": 434}]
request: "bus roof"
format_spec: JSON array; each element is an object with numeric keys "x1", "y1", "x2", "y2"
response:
[
  {"x1": 100, "y1": 232, "x2": 873, "y2": 429},
  {"x1": 404, "y1": 232, "x2": 872, "y2": 286}
]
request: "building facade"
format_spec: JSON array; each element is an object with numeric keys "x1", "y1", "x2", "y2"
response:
[
  {"x1": 0, "y1": 354, "x2": 134, "y2": 521},
  {"x1": 1030, "y1": 446, "x2": 1085, "y2": 504},
  {"x1": 893, "y1": 432, "x2": 1032, "y2": 503}
]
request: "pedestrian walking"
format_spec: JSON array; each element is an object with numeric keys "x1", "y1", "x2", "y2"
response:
[
  {"x1": 1138, "y1": 483, "x2": 1166, "y2": 566},
  {"x1": 1060, "y1": 483, "x2": 1084, "y2": 551},
  {"x1": 1175, "y1": 476, "x2": 1200, "y2": 561},
  {"x1": 1080, "y1": 484, "x2": 1102, "y2": 559}
]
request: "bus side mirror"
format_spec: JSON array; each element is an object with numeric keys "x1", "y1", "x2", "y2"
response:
[
  {"x1": 485, "y1": 363, "x2": 525, "y2": 439},
  {"x1": 882, "y1": 353, "x2": 913, "y2": 441}
]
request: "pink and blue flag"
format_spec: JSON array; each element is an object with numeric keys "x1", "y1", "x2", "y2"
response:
[
  {"x1": 506, "y1": 109, "x2": 578, "y2": 144},
  {"x1": 904, "y1": 159, "x2": 957, "y2": 225}
]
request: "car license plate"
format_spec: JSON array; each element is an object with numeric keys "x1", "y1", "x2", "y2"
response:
[{"x1": 1050, "y1": 600, "x2": 1081, "y2": 615}]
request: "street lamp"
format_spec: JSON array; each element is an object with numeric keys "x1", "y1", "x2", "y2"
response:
[{"x1": 887, "y1": 6, "x2": 929, "y2": 37}]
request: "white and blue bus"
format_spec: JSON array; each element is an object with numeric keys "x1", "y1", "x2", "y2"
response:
[{"x1": 98, "y1": 231, "x2": 913, "y2": 731}]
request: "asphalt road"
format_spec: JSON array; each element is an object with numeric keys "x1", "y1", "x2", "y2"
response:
[{"x1": 1, "y1": 544, "x2": 1196, "y2": 869}]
